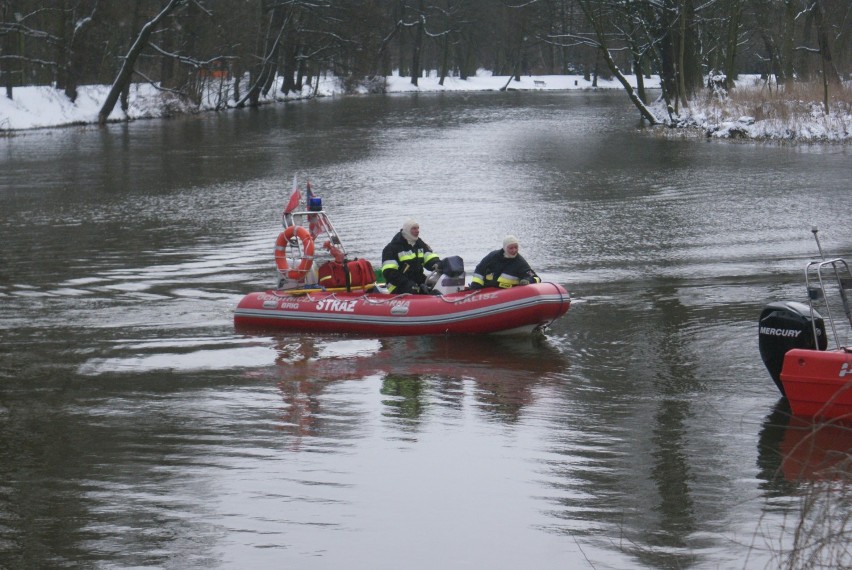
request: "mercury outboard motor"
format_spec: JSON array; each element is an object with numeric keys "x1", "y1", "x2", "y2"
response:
[{"x1": 758, "y1": 301, "x2": 826, "y2": 396}]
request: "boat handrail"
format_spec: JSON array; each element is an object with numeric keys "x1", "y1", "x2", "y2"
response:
[
  {"x1": 283, "y1": 209, "x2": 346, "y2": 252},
  {"x1": 804, "y1": 257, "x2": 852, "y2": 350}
]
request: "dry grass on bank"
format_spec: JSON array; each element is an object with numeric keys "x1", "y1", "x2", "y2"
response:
[
  {"x1": 715, "y1": 79, "x2": 851, "y2": 120},
  {"x1": 669, "y1": 78, "x2": 852, "y2": 141}
]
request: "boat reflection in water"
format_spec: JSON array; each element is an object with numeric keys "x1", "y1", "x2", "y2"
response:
[
  {"x1": 757, "y1": 399, "x2": 852, "y2": 487},
  {"x1": 265, "y1": 333, "x2": 571, "y2": 443}
]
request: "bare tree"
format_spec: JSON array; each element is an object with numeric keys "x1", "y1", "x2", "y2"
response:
[
  {"x1": 0, "y1": 0, "x2": 849, "y2": 130},
  {"x1": 1, "y1": 1, "x2": 16, "y2": 99},
  {"x1": 575, "y1": 0, "x2": 659, "y2": 123},
  {"x1": 97, "y1": 0, "x2": 185, "y2": 124},
  {"x1": 810, "y1": 0, "x2": 842, "y2": 113},
  {"x1": 55, "y1": 0, "x2": 99, "y2": 102}
]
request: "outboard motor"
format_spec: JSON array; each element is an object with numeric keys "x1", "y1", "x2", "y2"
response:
[
  {"x1": 758, "y1": 301, "x2": 827, "y2": 396},
  {"x1": 426, "y1": 255, "x2": 466, "y2": 295}
]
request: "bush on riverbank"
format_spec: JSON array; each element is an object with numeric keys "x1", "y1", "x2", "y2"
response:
[{"x1": 665, "y1": 79, "x2": 852, "y2": 142}]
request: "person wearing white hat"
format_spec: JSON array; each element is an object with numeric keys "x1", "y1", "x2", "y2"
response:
[
  {"x1": 381, "y1": 218, "x2": 442, "y2": 294},
  {"x1": 469, "y1": 235, "x2": 540, "y2": 290}
]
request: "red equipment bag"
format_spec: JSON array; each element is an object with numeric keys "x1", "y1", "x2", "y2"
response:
[
  {"x1": 346, "y1": 258, "x2": 375, "y2": 287},
  {"x1": 318, "y1": 259, "x2": 375, "y2": 289}
]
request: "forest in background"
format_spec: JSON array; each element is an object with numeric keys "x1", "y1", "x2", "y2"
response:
[{"x1": 1, "y1": 0, "x2": 850, "y2": 125}]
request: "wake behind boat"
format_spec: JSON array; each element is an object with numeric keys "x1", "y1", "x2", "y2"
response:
[
  {"x1": 234, "y1": 181, "x2": 570, "y2": 335},
  {"x1": 758, "y1": 228, "x2": 852, "y2": 421}
]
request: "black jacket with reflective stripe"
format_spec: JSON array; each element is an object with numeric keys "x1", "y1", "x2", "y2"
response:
[
  {"x1": 471, "y1": 249, "x2": 539, "y2": 289},
  {"x1": 381, "y1": 232, "x2": 440, "y2": 292}
]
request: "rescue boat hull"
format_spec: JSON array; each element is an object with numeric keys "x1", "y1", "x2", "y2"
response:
[
  {"x1": 779, "y1": 348, "x2": 852, "y2": 421},
  {"x1": 234, "y1": 282, "x2": 570, "y2": 336}
]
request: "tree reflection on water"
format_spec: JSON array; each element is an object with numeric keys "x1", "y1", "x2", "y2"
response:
[{"x1": 271, "y1": 333, "x2": 571, "y2": 440}]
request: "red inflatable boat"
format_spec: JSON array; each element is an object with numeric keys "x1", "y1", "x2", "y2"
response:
[
  {"x1": 778, "y1": 348, "x2": 852, "y2": 419},
  {"x1": 235, "y1": 282, "x2": 570, "y2": 335},
  {"x1": 235, "y1": 180, "x2": 570, "y2": 336},
  {"x1": 759, "y1": 228, "x2": 852, "y2": 421}
]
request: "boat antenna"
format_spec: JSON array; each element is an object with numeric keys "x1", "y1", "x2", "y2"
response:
[{"x1": 811, "y1": 225, "x2": 826, "y2": 260}]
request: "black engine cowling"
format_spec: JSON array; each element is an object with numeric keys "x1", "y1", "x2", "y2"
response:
[{"x1": 758, "y1": 301, "x2": 827, "y2": 396}]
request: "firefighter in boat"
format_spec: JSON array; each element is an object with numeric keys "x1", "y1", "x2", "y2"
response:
[
  {"x1": 469, "y1": 235, "x2": 540, "y2": 290},
  {"x1": 381, "y1": 219, "x2": 442, "y2": 294}
]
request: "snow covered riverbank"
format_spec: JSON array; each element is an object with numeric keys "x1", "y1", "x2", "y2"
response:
[{"x1": 1, "y1": 71, "x2": 849, "y2": 142}]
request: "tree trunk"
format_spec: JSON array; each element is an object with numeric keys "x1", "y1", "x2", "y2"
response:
[
  {"x1": 760, "y1": 31, "x2": 782, "y2": 86},
  {"x1": 232, "y1": 61, "x2": 242, "y2": 103},
  {"x1": 780, "y1": 0, "x2": 795, "y2": 84},
  {"x1": 600, "y1": 42, "x2": 657, "y2": 124},
  {"x1": 723, "y1": 0, "x2": 740, "y2": 91},
  {"x1": 500, "y1": 63, "x2": 518, "y2": 90},
  {"x1": 812, "y1": 0, "x2": 841, "y2": 85},
  {"x1": 55, "y1": 0, "x2": 69, "y2": 94},
  {"x1": 261, "y1": 6, "x2": 286, "y2": 97},
  {"x1": 680, "y1": 0, "x2": 702, "y2": 97},
  {"x1": 396, "y1": 0, "x2": 408, "y2": 76},
  {"x1": 676, "y1": 0, "x2": 687, "y2": 109},
  {"x1": 2, "y1": 2, "x2": 15, "y2": 99},
  {"x1": 239, "y1": 3, "x2": 290, "y2": 108},
  {"x1": 652, "y1": 2, "x2": 679, "y2": 111},
  {"x1": 627, "y1": 14, "x2": 647, "y2": 104},
  {"x1": 811, "y1": 0, "x2": 840, "y2": 113},
  {"x1": 281, "y1": 46, "x2": 297, "y2": 94},
  {"x1": 159, "y1": 12, "x2": 176, "y2": 89},
  {"x1": 438, "y1": 31, "x2": 449, "y2": 86},
  {"x1": 457, "y1": 43, "x2": 468, "y2": 80},
  {"x1": 577, "y1": 0, "x2": 658, "y2": 124},
  {"x1": 98, "y1": 0, "x2": 184, "y2": 125},
  {"x1": 634, "y1": 56, "x2": 646, "y2": 105},
  {"x1": 294, "y1": 48, "x2": 305, "y2": 91},
  {"x1": 410, "y1": 1, "x2": 424, "y2": 86},
  {"x1": 798, "y1": 8, "x2": 814, "y2": 80},
  {"x1": 642, "y1": 33, "x2": 675, "y2": 120},
  {"x1": 438, "y1": 0, "x2": 452, "y2": 85}
]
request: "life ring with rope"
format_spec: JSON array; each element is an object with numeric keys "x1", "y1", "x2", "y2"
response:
[{"x1": 275, "y1": 225, "x2": 315, "y2": 280}]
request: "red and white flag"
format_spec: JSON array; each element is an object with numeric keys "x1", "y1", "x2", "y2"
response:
[{"x1": 283, "y1": 175, "x2": 301, "y2": 214}]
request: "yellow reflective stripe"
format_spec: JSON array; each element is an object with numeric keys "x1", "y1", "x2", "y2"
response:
[
  {"x1": 424, "y1": 252, "x2": 439, "y2": 264},
  {"x1": 382, "y1": 260, "x2": 399, "y2": 271},
  {"x1": 497, "y1": 274, "x2": 519, "y2": 287},
  {"x1": 398, "y1": 252, "x2": 416, "y2": 262},
  {"x1": 471, "y1": 276, "x2": 485, "y2": 286}
]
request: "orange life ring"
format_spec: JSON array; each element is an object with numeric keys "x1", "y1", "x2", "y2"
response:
[{"x1": 275, "y1": 225, "x2": 315, "y2": 280}]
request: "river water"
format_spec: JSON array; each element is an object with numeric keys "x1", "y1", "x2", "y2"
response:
[{"x1": 1, "y1": 91, "x2": 850, "y2": 569}]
